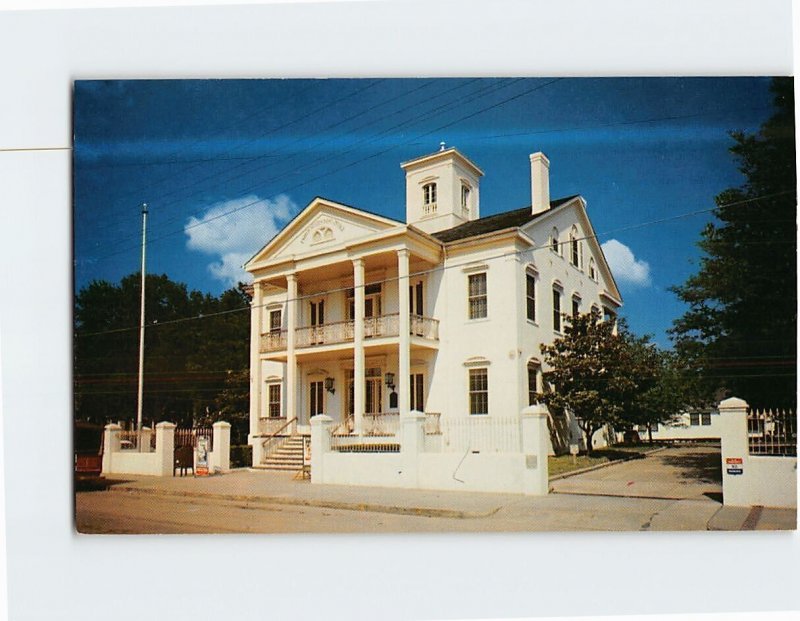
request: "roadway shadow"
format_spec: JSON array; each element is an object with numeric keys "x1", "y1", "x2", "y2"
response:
[
  {"x1": 659, "y1": 449, "x2": 722, "y2": 485},
  {"x1": 74, "y1": 475, "x2": 135, "y2": 492}
]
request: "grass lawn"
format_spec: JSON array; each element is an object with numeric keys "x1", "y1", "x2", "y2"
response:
[{"x1": 548, "y1": 444, "x2": 663, "y2": 478}]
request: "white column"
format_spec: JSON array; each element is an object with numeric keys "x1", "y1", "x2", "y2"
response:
[
  {"x1": 310, "y1": 414, "x2": 333, "y2": 484},
  {"x1": 521, "y1": 404, "x2": 550, "y2": 495},
  {"x1": 101, "y1": 423, "x2": 121, "y2": 475},
  {"x1": 211, "y1": 421, "x2": 231, "y2": 473},
  {"x1": 155, "y1": 421, "x2": 176, "y2": 477},
  {"x1": 353, "y1": 258, "x2": 365, "y2": 435},
  {"x1": 718, "y1": 397, "x2": 751, "y2": 507},
  {"x1": 249, "y1": 281, "x2": 263, "y2": 439},
  {"x1": 286, "y1": 273, "x2": 298, "y2": 428},
  {"x1": 397, "y1": 249, "x2": 411, "y2": 416}
]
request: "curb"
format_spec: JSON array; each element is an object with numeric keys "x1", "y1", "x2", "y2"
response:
[
  {"x1": 105, "y1": 485, "x2": 502, "y2": 520},
  {"x1": 549, "y1": 446, "x2": 668, "y2": 482}
]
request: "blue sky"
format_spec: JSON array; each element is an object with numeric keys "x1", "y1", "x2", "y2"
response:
[{"x1": 73, "y1": 77, "x2": 776, "y2": 346}]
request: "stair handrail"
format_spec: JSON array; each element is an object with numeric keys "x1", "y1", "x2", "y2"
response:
[{"x1": 261, "y1": 417, "x2": 297, "y2": 462}]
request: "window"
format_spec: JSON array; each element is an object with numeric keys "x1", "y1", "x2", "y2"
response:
[
  {"x1": 309, "y1": 380, "x2": 324, "y2": 418},
  {"x1": 570, "y1": 227, "x2": 581, "y2": 267},
  {"x1": 269, "y1": 309, "x2": 282, "y2": 333},
  {"x1": 588, "y1": 258, "x2": 597, "y2": 281},
  {"x1": 409, "y1": 281, "x2": 424, "y2": 316},
  {"x1": 701, "y1": 412, "x2": 712, "y2": 426},
  {"x1": 309, "y1": 300, "x2": 325, "y2": 326},
  {"x1": 527, "y1": 364, "x2": 541, "y2": 406},
  {"x1": 689, "y1": 412, "x2": 700, "y2": 426},
  {"x1": 550, "y1": 228, "x2": 560, "y2": 255},
  {"x1": 603, "y1": 306, "x2": 617, "y2": 326},
  {"x1": 267, "y1": 384, "x2": 281, "y2": 418},
  {"x1": 347, "y1": 283, "x2": 382, "y2": 320},
  {"x1": 526, "y1": 273, "x2": 536, "y2": 322},
  {"x1": 469, "y1": 368, "x2": 488, "y2": 415},
  {"x1": 410, "y1": 373, "x2": 424, "y2": 411},
  {"x1": 572, "y1": 295, "x2": 581, "y2": 317},
  {"x1": 461, "y1": 183, "x2": 470, "y2": 212},
  {"x1": 468, "y1": 273, "x2": 487, "y2": 319},
  {"x1": 552, "y1": 287, "x2": 562, "y2": 332},
  {"x1": 423, "y1": 182, "x2": 437, "y2": 214}
]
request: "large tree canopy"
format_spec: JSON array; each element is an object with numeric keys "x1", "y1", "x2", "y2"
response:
[
  {"x1": 74, "y1": 273, "x2": 251, "y2": 440},
  {"x1": 670, "y1": 78, "x2": 797, "y2": 409}
]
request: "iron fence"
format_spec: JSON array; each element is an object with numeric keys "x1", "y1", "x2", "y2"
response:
[{"x1": 748, "y1": 408, "x2": 797, "y2": 456}]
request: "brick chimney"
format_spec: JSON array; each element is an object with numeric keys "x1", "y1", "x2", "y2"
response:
[{"x1": 530, "y1": 152, "x2": 550, "y2": 215}]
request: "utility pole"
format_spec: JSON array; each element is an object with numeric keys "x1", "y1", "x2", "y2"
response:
[{"x1": 136, "y1": 202, "x2": 148, "y2": 448}]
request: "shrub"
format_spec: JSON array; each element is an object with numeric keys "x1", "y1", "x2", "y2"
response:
[{"x1": 229, "y1": 444, "x2": 252, "y2": 468}]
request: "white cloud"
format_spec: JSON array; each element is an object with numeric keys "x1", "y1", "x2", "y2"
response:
[
  {"x1": 601, "y1": 239, "x2": 652, "y2": 288},
  {"x1": 185, "y1": 194, "x2": 298, "y2": 287}
]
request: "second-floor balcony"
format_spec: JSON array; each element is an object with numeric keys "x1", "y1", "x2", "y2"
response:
[{"x1": 260, "y1": 313, "x2": 439, "y2": 353}]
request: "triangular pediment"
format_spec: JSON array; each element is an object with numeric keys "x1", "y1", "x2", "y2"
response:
[
  {"x1": 245, "y1": 197, "x2": 402, "y2": 271},
  {"x1": 521, "y1": 198, "x2": 623, "y2": 304}
]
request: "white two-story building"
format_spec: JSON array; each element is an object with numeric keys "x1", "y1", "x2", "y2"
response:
[{"x1": 245, "y1": 147, "x2": 622, "y2": 468}]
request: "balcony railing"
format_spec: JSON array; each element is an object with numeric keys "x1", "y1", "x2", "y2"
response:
[
  {"x1": 260, "y1": 314, "x2": 439, "y2": 352},
  {"x1": 261, "y1": 330, "x2": 287, "y2": 352}
]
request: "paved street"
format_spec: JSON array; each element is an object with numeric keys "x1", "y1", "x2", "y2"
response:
[{"x1": 75, "y1": 446, "x2": 795, "y2": 533}]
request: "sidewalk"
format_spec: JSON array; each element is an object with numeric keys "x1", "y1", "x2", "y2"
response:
[{"x1": 99, "y1": 468, "x2": 796, "y2": 531}]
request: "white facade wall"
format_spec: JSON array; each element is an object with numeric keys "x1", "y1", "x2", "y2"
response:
[{"x1": 649, "y1": 412, "x2": 724, "y2": 441}]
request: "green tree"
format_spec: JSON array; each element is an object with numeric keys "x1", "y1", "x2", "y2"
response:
[
  {"x1": 625, "y1": 349, "x2": 700, "y2": 443},
  {"x1": 74, "y1": 273, "x2": 251, "y2": 428},
  {"x1": 535, "y1": 310, "x2": 651, "y2": 455},
  {"x1": 670, "y1": 77, "x2": 796, "y2": 408}
]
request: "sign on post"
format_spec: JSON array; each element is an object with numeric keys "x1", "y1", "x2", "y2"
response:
[
  {"x1": 726, "y1": 457, "x2": 744, "y2": 476},
  {"x1": 195, "y1": 435, "x2": 210, "y2": 476}
]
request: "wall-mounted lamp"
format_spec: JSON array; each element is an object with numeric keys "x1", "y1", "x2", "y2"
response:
[
  {"x1": 324, "y1": 377, "x2": 335, "y2": 394},
  {"x1": 384, "y1": 372, "x2": 396, "y2": 392}
]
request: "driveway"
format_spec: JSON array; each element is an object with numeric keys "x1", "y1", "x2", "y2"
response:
[{"x1": 551, "y1": 445, "x2": 722, "y2": 501}]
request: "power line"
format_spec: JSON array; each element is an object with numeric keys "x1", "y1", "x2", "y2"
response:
[
  {"x1": 81, "y1": 79, "x2": 555, "y2": 262},
  {"x1": 74, "y1": 189, "x2": 794, "y2": 339},
  {"x1": 87, "y1": 78, "x2": 507, "y2": 241},
  {"x1": 74, "y1": 80, "x2": 380, "y2": 207}
]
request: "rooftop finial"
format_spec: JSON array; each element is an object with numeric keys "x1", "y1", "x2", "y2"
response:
[{"x1": 439, "y1": 141, "x2": 446, "y2": 152}]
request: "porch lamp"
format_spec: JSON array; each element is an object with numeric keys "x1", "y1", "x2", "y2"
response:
[
  {"x1": 324, "y1": 376, "x2": 335, "y2": 394},
  {"x1": 384, "y1": 372, "x2": 396, "y2": 392}
]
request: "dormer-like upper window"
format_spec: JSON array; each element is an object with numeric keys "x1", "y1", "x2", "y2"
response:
[
  {"x1": 461, "y1": 183, "x2": 471, "y2": 213},
  {"x1": 423, "y1": 182, "x2": 437, "y2": 215},
  {"x1": 550, "y1": 228, "x2": 560, "y2": 255},
  {"x1": 570, "y1": 226, "x2": 581, "y2": 268}
]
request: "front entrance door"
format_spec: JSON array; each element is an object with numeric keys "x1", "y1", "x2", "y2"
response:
[
  {"x1": 365, "y1": 367, "x2": 382, "y2": 414},
  {"x1": 344, "y1": 368, "x2": 383, "y2": 428},
  {"x1": 410, "y1": 372, "x2": 424, "y2": 412},
  {"x1": 309, "y1": 380, "x2": 324, "y2": 423}
]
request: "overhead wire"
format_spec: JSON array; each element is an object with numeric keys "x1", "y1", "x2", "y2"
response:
[{"x1": 74, "y1": 189, "x2": 795, "y2": 338}]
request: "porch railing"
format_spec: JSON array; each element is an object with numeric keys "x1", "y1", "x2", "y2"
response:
[
  {"x1": 261, "y1": 315, "x2": 440, "y2": 352},
  {"x1": 258, "y1": 416, "x2": 293, "y2": 436},
  {"x1": 748, "y1": 407, "x2": 797, "y2": 456},
  {"x1": 362, "y1": 412, "x2": 400, "y2": 437},
  {"x1": 261, "y1": 330, "x2": 287, "y2": 352},
  {"x1": 260, "y1": 417, "x2": 297, "y2": 463},
  {"x1": 410, "y1": 314, "x2": 439, "y2": 340}
]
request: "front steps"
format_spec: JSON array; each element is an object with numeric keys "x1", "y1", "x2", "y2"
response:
[{"x1": 254, "y1": 435, "x2": 305, "y2": 471}]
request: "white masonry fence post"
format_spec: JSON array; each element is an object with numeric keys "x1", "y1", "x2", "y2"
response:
[
  {"x1": 101, "y1": 423, "x2": 122, "y2": 475},
  {"x1": 400, "y1": 410, "x2": 426, "y2": 488},
  {"x1": 211, "y1": 421, "x2": 231, "y2": 473},
  {"x1": 310, "y1": 414, "x2": 333, "y2": 483},
  {"x1": 140, "y1": 426, "x2": 153, "y2": 453},
  {"x1": 155, "y1": 421, "x2": 176, "y2": 477},
  {"x1": 521, "y1": 404, "x2": 550, "y2": 495},
  {"x1": 717, "y1": 396, "x2": 751, "y2": 506}
]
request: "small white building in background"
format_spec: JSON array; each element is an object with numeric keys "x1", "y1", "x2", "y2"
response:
[{"x1": 244, "y1": 147, "x2": 623, "y2": 466}]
